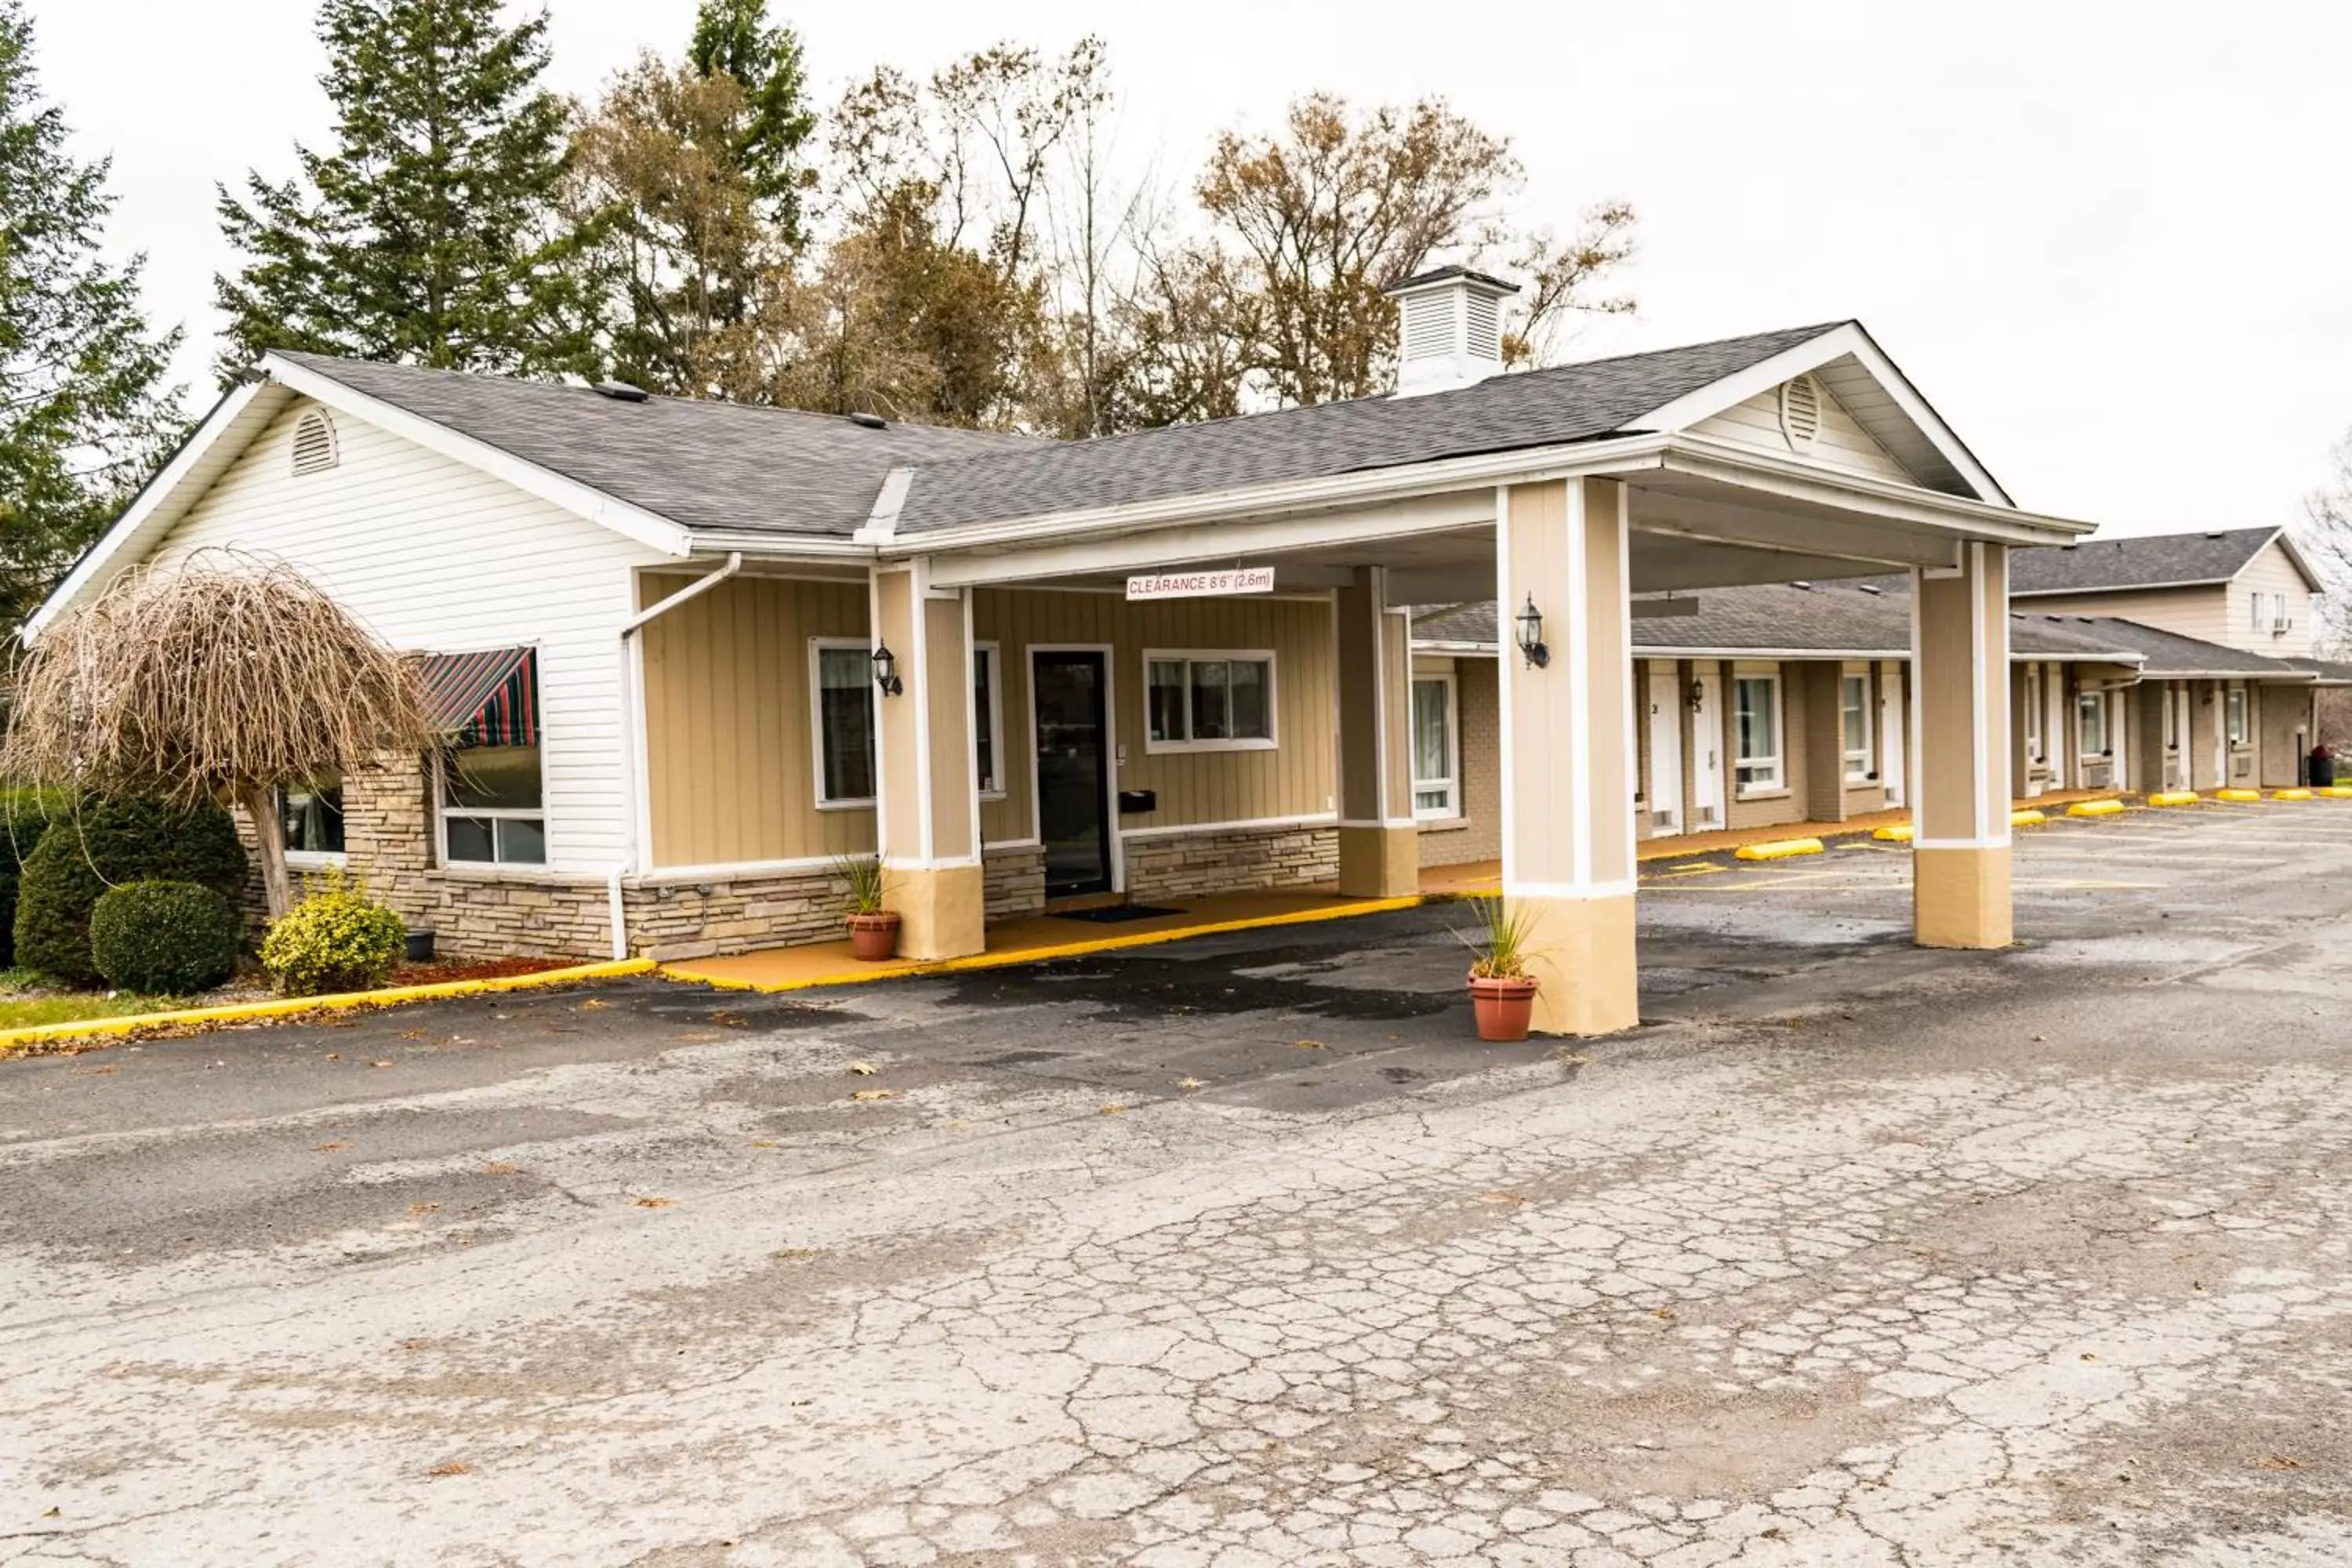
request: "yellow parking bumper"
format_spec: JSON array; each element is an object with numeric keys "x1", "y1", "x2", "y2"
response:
[
  {"x1": 1871, "y1": 823, "x2": 1915, "y2": 843},
  {"x1": 2067, "y1": 798, "x2": 2126, "y2": 818},
  {"x1": 2216, "y1": 788, "x2": 2264, "y2": 803},
  {"x1": 1735, "y1": 837, "x2": 1824, "y2": 861},
  {"x1": 2274, "y1": 787, "x2": 2315, "y2": 801},
  {"x1": 2147, "y1": 791, "x2": 2199, "y2": 807}
]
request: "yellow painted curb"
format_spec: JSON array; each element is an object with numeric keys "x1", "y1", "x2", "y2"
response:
[
  {"x1": 2066, "y1": 799, "x2": 2126, "y2": 818},
  {"x1": 2010, "y1": 808, "x2": 2048, "y2": 827},
  {"x1": 2215, "y1": 788, "x2": 2264, "y2": 803},
  {"x1": 1734, "y1": 837, "x2": 1824, "y2": 862},
  {"x1": 2318, "y1": 786, "x2": 2352, "y2": 799},
  {"x1": 664, "y1": 896, "x2": 1432, "y2": 995},
  {"x1": 0, "y1": 958, "x2": 656, "y2": 1054},
  {"x1": 1871, "y1": 824, "x2": 1915, "y2": 843},
  {"x1": 2274, "y1": 788, "x2": 2315, "y2": 801},
  {"x1": 2147, "y1": 791, "x2": 2200, "y2": 807}
]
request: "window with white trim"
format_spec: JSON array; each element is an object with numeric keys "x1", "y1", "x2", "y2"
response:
[
  {"x1": 1145, "y1": 651, "x2": 1275, "y2": 750},
  {"x1": 1840, "y1": 670, "x2": 1875, "y2": 782},
  {"x1": 2078, "y1": 689, "x2": 2110, "y2": 757},
  {"x1": 2024, "y1": 665, "x2": 2045, "y2": 762},
  {"x1": 1733, "y1": 673, "x2": 1783, "y2": 793},
  {"x1": 280, "y1": 776, "x2": 346, "y2": 860},
  {"x1": 973, "y1": 642, "x2": 1004, "y2": 797},
  {"x1": 1410, "y1": 673, "x2": 1458, "y2": 818},
  {"x1": 441, "y1": 746, "x2": 546, "y2": 866},
  {"x1": 2226, "y1": 684, "x2": 2250, "y2": 746},
  {"x1": 811, "y1": 640, "x2": 877, "y2": 807}
]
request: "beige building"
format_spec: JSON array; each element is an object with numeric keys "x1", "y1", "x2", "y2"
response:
[{"x1": 33, "y1": 270, "x2": 2097, "y2": 1034}]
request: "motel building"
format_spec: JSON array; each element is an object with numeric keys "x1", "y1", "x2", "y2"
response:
[{"x1": 36, "y1": 270, "x2": 2118, "y2": 1036}]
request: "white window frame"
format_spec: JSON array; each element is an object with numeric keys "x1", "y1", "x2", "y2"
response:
[
  {"x1": 973, "y1": 640, "x2": 1006, "y2": 800},
  {"x1": 1839, "y1": 666, "x2": 1876, "y2": 782},
  {"x1": 279, "y1": 778, "x2": 349, "y2": 870},
  {"x1": 2225, "y1": 683, "x2": 2251, "y2": 747},
  {"x1": 1409, "y1": 671, "x2": 1460, "y2": 821},
  {"x1": 437, "y1": 746, "x2": 548, "y2": 868},
  {"x1": 1732, "y1": 666, "x2": 1784, "y2": 797},
  {"x1": 809, "y1": 637, "x2": 878, "y2": 810},
  {"x1": 2077, "y1": 688, "x2": 2111, "y2": 759},
  {"x1": 1142, "y1": 648, "x2": 1279, "y2": 754}
]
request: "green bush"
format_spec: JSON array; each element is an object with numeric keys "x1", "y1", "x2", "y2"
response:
[
  {"x1": 89, "y1": 880, "x2": 241, "y2": 995},
  {"x1": 13, "y1": 797, "x2": 248, "y2": 986},
  {"x1": 260, "y1": 870, "x2": 405, "y2": 996},
  {"x1": 0, "y1": 788, "x2": 67, "y2": 968}
]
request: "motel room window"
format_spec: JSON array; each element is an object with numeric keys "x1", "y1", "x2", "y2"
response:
[
  {"x1": 1733, "y1": 673, "x2": 1783, "y2": 793},
  {"x1": 2078, "y1": 690, "x2": 2110, "y2": 757},
  {"x1": 441, "y1": 746, "x2": 546, "y2": 866},
  {"x1": 1145, "y1": 652, "x2": 1275, "y2": 751},
  {"x1": 2226, "y1": 684, "x2": 2250, "y2": 747},
  {"x1": 1410, "y1": 673, "x2": 1459, "y2": 818},
  {"x1": 811, "y1": 641, "x2": 878, "y2": 807},
  {"x1": 1840, "y1": 671, "x2": 1875, "y2": 782},
  {"x1": 280, "y1": 776, "x2": 346, "y2": 860},
  {"x1": 972, "y1": 643, "x2": 1004, "y2": 797}
]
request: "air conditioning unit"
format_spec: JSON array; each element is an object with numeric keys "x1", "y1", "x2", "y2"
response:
[{"x1": 2272, "y1": 612, "x2": 2296, "y2": 634}]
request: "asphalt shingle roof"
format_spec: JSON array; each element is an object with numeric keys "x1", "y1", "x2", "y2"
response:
[
  {"x1": 275, "y1": 352, "x2": 1039, "y2": 539},
  {"x1": 2008, "y1": 526, "x2": 2283, "y2": 596},
  {"x1": 2029, "y1": 615, "x2": 2313, "y2": 677},
  {"x1": 891, "y1": 323, "x2": 1849, "y2": 533}
]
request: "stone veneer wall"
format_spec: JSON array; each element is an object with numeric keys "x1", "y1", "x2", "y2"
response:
[
  {"x1": 1121, "y1": 822, "x2": 1338, "y2": 901},
  {"x1": 983, "y1": 845, "x2": 1047, "y2": 921}
]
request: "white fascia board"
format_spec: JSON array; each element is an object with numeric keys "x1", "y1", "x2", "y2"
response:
[
  {"x1": 2264, "y1": 528, "x2": 2326, "y2": 593},
  {"x1": 263, "y1": 354, "x2": 697, "y2": 560},
  {"x1": 23, "y1": 376, "x2": 281, "y2": 642},
  {"x1": 1630, "y1": 322, "x2": 2014, "y2": 507},
  {"x1": 1637, "y1": 645, "x2": 1912, "y2": 661},
  {"x1": 2008, "y1": 581, "x2": 2236, "y2": 597},
  {"x1": 1653, "y1": 435, "x2": 2089, "y2": 546},
  {"x1": 673, "y1": 528, "x2": 879, "y2": 562},
  {"x1": 1410, "y1": 639, "x2": 1498, "y2": 655}
]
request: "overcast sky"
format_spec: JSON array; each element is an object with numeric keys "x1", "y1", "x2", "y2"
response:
[{"x1": 28, "y1": 0, "x2": 2352, "y2": 536}]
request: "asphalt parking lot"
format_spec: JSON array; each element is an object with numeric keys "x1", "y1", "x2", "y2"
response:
[{"x1": 5, "y1": 800, "x2": 2352, "y2": 1565}]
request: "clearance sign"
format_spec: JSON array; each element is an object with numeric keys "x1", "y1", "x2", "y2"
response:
[{"x1": 1125, "y1": 567, "x2": 1277, "y2": 601}]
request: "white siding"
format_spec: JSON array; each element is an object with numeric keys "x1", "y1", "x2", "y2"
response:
[
  {"x1": 152, "y1": 397, "x2": 670, "y2": 872},
  {"x1": 1690, "y1": 378, "x2": 1915, "y2": 484},
  {"x1": 2229, "y1": 539, "x2": 2318, "y2": 657},
  {"x1": 2019, "y1": 585, "x2": 2230, "y2": 645}
]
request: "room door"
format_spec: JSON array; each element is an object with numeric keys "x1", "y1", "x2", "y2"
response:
[
  {"x1": 1880, "y1": 660, "x2": 1907, "y2": 808},
  {"x1": 1690, "y1": 670, "x2": 1725, "y2": 829},
  {"x1": 1646, "y1": 666, "x2": 1683, "y2": 836},
  {"x1": 1032, "y1": 650, "x2": 1113, "y2": 897}
]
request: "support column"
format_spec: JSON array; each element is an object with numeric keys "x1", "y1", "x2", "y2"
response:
[
  {"x1": 873, "y1": 561, "x2": 985, "y2": 960},
  {"x1": 1911, "y1": 543, "x2": 2012, "y2": 949},
  {"x1": 1334, "y1": 567, "x2": 1419, "y2": 897},
  {"x1": 1499, "y1": 477, "x2": 1639, "y2": 1036}
]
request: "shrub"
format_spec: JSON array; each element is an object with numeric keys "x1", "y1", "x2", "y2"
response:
[
  {"x1": 89, "y1": 880, "x2": 241, "y2": 995},
  {"x1": 13, "y1": 797, "x2": 248, "y2": 986},
  {"x1": 0, "y1": 788, "x2": 66, "y2": 968},
  {"x1": 260, "y1": 869, "x2": 405, "y2": 996}
]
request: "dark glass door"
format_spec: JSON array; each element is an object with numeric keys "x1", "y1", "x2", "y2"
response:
[{"x1": 1033, "y1": 651, "x2": 1112, "y2": 896}]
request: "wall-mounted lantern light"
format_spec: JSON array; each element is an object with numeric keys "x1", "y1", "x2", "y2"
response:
[
  {"x1": 1686, "y1": 681, "x2": 1707, "y2": 713},
  {"x1": 871, "y1": 641, "x2": 903, "y2": 697},
  {"x1": 1515, "y1": 595, "x2": 1550, "y2": 670}
]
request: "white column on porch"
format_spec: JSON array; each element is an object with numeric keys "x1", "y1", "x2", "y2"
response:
[{"x1": 872, "y1": 558, "x2": 985, "y2": 959}]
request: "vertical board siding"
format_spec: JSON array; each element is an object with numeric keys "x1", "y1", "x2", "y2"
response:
[
  {"x1": 638, "y1": 573, "x2": 873, "y2": 866},
  {"x1": 1690, "y1": 380, "x2": 1915, "y2": 484},
  {"x1": 972, "y1": 587, "x2": 1338, "y2": 845},
  {"x1": 155, "y1": 397, "x2": 669, "y2": 872}
]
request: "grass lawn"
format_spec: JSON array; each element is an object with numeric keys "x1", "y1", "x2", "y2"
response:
[{"x1": 0, "y1": 989, "x2": 182, "y2": 1029}]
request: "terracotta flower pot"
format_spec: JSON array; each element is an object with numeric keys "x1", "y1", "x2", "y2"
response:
[
  {"x1": 1468, "y1": 973, "x2": 1540, "y2": 1042},
  {"x1": 848, "y1": 911, "x2": 901, "y2": 962}
]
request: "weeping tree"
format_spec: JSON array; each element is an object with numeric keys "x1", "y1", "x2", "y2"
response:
[{"x1": 1, "y1": 553, "x2": 432, "y2": 916}]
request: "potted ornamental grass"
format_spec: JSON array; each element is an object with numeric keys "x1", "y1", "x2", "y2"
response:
[
  {"x1": 835, "y1": 855, "x2": 899, "y2": 960},
  {"x1": 1458, "y1": 895, "x2": 1542, "y2": 1042}
]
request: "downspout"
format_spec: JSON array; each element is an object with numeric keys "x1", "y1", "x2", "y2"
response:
[{"x1": 613, "y1": 553, "x2": 744, "y2": 960}]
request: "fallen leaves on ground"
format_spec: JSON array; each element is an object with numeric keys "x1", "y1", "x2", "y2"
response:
[
  {"x1": 1479, "y1": 1191, "x2": 1522, "y2": 1206},
  {"x1": 1175, "y1": 1077, "x2": 1205, "y2": 1090},
  {"x1": 1294, "y1": 1040, "x2": 1326, "y2": 1050},
  {"x1": 399, "y1": 1029, "x2": 426, "y2": 1040},
  {"x1": 846, "y1": 1061, "x2": 878, "y2": 1076},
  {"x1": 426, "y1": 1462, "x2": 470, "y2": 1478},
  {"x1": 709, "y1": 1011, "x2": 750, "y2": 1028},
  {"x1": 408, "y1": 1202, "x2": 438, "y2": 1214},
  {"x1": 311, "y1": 1141, "x2": 350, "y2": 1153},
  {"x1": 482, "y1": 1162, "x2": 518, "y2": 1175},
  {"x1": 2263, "y1": 1455, "x2": 2306, "y2": 1469},
  {"x1": 1099, "y1": 1104, "x2": 1125, "y2": 1116},
  {"x1": 368, "y1": 1059, "x2": 394, "y2": 1069},
  {"x1": 322, "y1": 1052, "x2": 339, "y2": 1061},
  {"x1": 850, "y1": 1088, "x2": 894, "y2": 1102},
  {"x1": 774, "y1": 1247, "x2": 818, "y2": 1261},
  {"x1": 72, "y1": 1065, "x2": 116, "y2": 1076},
  {"x1": 635, "y1": 1196, "x2": 673, "y2": 1209},
  {"x1": 751, "y1": 1139, "x2": 778, "y2": 1148},
  {"x1": 577, "y1": 998, "x2": 608, "y2": 1010}
]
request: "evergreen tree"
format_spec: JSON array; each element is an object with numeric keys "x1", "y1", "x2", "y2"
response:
[
  {"x1": 214, "y1": 0, "x2": 594, "y2": 379},
  {"x1": 0, "y1": 0, "x2": 183, "y2": 633},
  {"x1": 686, "y1": 0, "x2": 817, "y2": 245}
]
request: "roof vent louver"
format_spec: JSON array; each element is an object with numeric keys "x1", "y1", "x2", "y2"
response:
[
  {"x1": 1383, "y1": 266, "x2": 1519, "y2": 397},
  {"x1": 593, "y1": 380, "x2": 649, "y2": 402},
  {"x1": 1779, "y1": 374, "x2": 1822, "y2": 449},
  {"x1": 290, "y1": 408, "x2": 338, "y2": 476}
]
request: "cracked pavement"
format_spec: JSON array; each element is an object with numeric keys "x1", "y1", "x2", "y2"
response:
[{"x1": 4, "y1": 804, "x2": 2352, "y2": 1564}]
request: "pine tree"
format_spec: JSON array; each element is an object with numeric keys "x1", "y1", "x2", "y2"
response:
[
  {"x1": 0, "y1": 0, "x2": 183, "y2": 633},
  {"x1": 214, "y1": 0, "x2": 595, "y2": 379},
  {"x1": 686, "y1": 0, "x2": 816, "y2": 245}
]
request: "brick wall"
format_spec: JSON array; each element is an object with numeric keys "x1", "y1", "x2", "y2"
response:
[{"x1": 1122, "y1": 822, "x2": 1337, "y2": 900}]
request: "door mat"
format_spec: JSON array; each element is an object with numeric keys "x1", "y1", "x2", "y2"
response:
[{"x1": 1050, "y1": 903, "x2": 1186, "y2": 924}]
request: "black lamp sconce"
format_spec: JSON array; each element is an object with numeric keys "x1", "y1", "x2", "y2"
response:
[
  {"x1": 1686, "y1": 682, "x2": 1707, "y2": 713},
  {"x1": 871, "y1": 641, "x2": 903, "y2": 696},
  {"x1": 1515, "y1": 595, "x2": 1550, "y2": 670}
]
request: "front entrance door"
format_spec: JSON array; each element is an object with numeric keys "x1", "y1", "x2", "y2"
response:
[
  {"x1": 1033, "y1": 650, "x2": 1113, "y2": 896},
  {"x1": 1690, "y1": 670, "x2": 1725, "y2": 829},
  {"x1": 1881, "y1": 660, "x2": 1907, "y2": 808},
  {"x1": 1646, "y1": 666, "x2": 1682, "y2": 836}
]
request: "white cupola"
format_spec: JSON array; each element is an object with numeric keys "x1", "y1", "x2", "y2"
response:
[{"x1": 1385, "y1": 265, "x2": 1519, "y2": 397}]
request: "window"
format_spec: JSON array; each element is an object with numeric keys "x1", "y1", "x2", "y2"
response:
[
  {"x1": 1733, "y1": 673, "x2": 1782, "y2": 793},
  {"x1": 2024, "y1": 666, "x2": 2045, "y2": 762},
  {"x1": 1145, "y1": 652, "x2": 1275, "y2": 750},
  {"x1": 2226, "y1": 684, "x2": 2250, "y2": 746},
  {"x1": 811, "y1": 641, "x2": 877, "y2": 807},
  {"x1": 280, "y1": 778, "x2": 346, "y2": 858},
  {"x1": 1410, "y1": 674, "x2": 1458, "y2": 818},
  {"x1": 441, "y1": 746, "x2": 546, "y2": 866},
  {"x1": 1840, "y1": 671, "x2": 1875, "y2": 781},
  {"x1": 972, "y1": 643, "x2": 1004, "y2": 797},
  {"x1": 2078, "y1": 691, "x2": 2109, "y2": 757}
]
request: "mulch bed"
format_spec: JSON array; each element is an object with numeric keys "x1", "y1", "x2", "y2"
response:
[{"x1": 387, "y1": 956, "x2": 574, "y2": 986}]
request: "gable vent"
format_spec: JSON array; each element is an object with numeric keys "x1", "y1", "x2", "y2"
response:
[
  {"x1": 1779, "y1": 374, "x2": 1822, "y2": 449},
  {"x1": 290, "y1": 408, "x2": 338, "y2": 476}
]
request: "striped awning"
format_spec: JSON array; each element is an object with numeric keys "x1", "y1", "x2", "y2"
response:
[{"x1": 418, "y1": 646, "x2": 539, "y2": 748}]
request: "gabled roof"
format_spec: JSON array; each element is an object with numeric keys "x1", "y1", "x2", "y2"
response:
[
  {"x1": 273, "y1": 353, "x2": 1040, "y2": 539},
  {"x1": 2009, "y1": 525, "x2": 2314, "y2": 597}
]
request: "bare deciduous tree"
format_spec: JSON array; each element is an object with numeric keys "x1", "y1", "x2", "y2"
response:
[
  {"x1": 2299, "y1": 427, "x2": 2352, "y2": 657},
  {"x1": 1, "y1": 552, "x2": 432, "y2": 916}
]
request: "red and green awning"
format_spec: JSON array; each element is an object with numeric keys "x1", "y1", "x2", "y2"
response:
[{"x1": 417, "y1": 646, "x2": 539, "y2": 749}]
